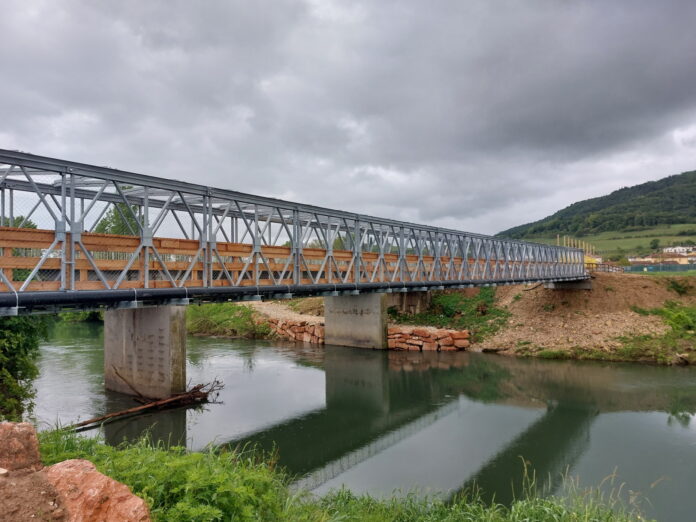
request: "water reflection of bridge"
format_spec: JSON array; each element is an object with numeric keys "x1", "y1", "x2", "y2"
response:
[
  {"x1": 224, "y1": 348, "x2": 603, "y2": 499},
  {"x1": 106, "y1": 345, "x2": 694, "y2": 500}
]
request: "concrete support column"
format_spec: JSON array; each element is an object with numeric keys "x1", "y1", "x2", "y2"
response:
[
  {"x1": 104, "y1": 305, "x2": 186, "y2": 399},
  {"x1": 324, "y1": 293, "x2": 387, "y2": 349}
]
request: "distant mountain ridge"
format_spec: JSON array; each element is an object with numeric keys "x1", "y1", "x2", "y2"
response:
[{"x1": 497, "y1": 170, "x2": 696, "y2": 239}]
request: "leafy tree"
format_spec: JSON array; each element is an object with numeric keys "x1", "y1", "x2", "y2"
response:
[
  {"x1": 3, "y1": 216, "x2": 38, "y2": 281},
  {"x1": 94, "y1": 203, "x2": 141, "y2": 236},
  {"x1": 650, "y1": 238, "x2": 661, "y2": 251},
  {"x1": 0, "y1": 315, "x2": 50, "y2": 421}
]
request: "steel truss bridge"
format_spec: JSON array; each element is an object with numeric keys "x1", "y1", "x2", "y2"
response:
[{"x1": 0, "y1": 149, "x2": 586, "y2": 314}]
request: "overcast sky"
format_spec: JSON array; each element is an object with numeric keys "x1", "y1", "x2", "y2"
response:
[{"x1": 2, "y1": 0, "x2": 696, "y2": 234}]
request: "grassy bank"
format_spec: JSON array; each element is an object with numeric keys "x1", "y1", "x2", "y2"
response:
[
  {"x1": 186, "y1": 303, "x2": 271, "y2": 339},
  {"x1": 55, "y1": 303, "x2": 273, "y2": 340},
  {"x1": 39, "y1": 430, "x2": 643, "y2": 521},
  {"x1": 389, "y1": 287, "x2": 510, "y2": 342}
]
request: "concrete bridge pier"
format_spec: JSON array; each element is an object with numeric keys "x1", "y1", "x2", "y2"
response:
[
  {"x1": 104, "y1": 305, "x2": 187, "y2": 399},
  {"x1": 324, "y1": 293, "x2": 388, "y2": 349}
]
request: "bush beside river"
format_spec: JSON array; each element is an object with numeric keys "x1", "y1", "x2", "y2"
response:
[
  {"x1": 39, "y1": 430, "x2": 644, "y2": 521},
  {"x1": 0, "y1": 316, "x2": 50, "y2": 421}
]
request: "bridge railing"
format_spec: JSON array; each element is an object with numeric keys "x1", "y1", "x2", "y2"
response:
[{"x1": 0, "y1": 150, "x2": 586, "y2": 307}]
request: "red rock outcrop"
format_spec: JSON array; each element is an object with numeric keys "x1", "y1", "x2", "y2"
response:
[
  {"x1": 0, "y1": 422, "x2": 150, "y2": 522},
  {"x1": 45, "y1": 459, "x2": 150, "y2": 522},
  {"x1": 0, "y1": 421, "x2": 42, "y2": 471}
]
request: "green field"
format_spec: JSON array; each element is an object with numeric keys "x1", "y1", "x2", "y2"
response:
[
  {"x1": 527, "y1": 224, "x2": 696, "y2": 256},
  {"x1": 638, "y1": 270, "x2": 696, "y2": 277}
]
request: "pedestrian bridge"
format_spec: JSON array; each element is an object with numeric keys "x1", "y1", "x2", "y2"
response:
[
  {"x1": 0, "y1": 149, "x2": 586, "y2": 313},
  {"x1": 0, "y1": 149, "x2": 588, "y2": 398}
]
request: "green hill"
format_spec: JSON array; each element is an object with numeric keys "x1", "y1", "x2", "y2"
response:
[{"x1": 497, "y1": 170, "x2": 696, "y2": 239}]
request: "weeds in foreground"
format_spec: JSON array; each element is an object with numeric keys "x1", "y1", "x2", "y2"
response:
[
  {"x1": 389, "y1": 288, "x2": 511, "y2": 342},
  {"x1": 38, "y1": 430, "x2": 647, "y2": 521},
  {"x1": 186, "y1": 303, "x2": 271, "y2": 339}
]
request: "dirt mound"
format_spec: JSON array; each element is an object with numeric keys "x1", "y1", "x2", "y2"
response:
[{"x1": 478, "y1": 272, "x2": 695, "y2": 352}]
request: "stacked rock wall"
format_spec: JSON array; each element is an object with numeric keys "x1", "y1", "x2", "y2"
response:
[
  {"x1": 387, "y1": 326, "x2": 470, "y2": 351},
  {"x1": 267, "y1": 318, "x2": 470, "y2": 352},
  {"x1": 267, "y1": 318, "x2": 325, "y2": 344}
]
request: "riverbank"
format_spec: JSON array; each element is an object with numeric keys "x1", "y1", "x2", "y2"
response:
[
  {"x1": 244, "y1": 272, "x2": 694, "y2": 365},
  {"x1": 35, "y1": 429, "x2": 642, "y2": 521},
  {"x1": 479, "y1": 272, "x2": 695, "y2": 364}
]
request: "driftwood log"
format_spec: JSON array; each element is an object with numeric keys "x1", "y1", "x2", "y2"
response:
[{"x1": 67, "y1": 380, "x2": 223, "y2": 432}]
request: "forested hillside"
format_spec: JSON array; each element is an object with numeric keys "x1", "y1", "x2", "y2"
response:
[{"x1": 498, "y1": 170, "x2": 696, "y2": 239}]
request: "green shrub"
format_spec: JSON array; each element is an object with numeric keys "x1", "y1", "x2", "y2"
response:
[
  {"x1": 666, "y1": 278, "x2": 692, "y2": 296},
  {"x1": 60, "y1": 310, "x2": 104, "y2": 322}
]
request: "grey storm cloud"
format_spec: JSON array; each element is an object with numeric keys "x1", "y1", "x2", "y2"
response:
[{"x1": 1, "y1": 0, "x2": 696, "y2": 234}]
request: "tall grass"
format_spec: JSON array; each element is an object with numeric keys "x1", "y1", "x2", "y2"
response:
[
  {"x1": 39, "y1": 430, "x2": 647, "y2": 521},
  {"x1": 186, "y1": 303, "x2": 271, "y2": 339}
]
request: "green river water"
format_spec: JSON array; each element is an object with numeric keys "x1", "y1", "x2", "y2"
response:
[{"x1": 32, "y1": 322, "x2": 696, "y2": 521}]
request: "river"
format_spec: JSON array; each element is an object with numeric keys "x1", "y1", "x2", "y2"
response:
[{"x1": 33, "y1": 322, "x2": 696, "y2": 521}]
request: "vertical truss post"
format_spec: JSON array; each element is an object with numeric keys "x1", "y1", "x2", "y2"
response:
[
  {"x1": 293, "y1": 208, "x2": 301, "y2": 285},
  {"x1": 143, "y1": 186, "x2": 150, "y2": 288},
  {"x1": 66, "y1": 173, "x2": 75, "y2": 291},
  {"x1": 205, "y1": 192, "x2": 213, "y2": 286},
  {"x1": 253, "y1": 204, "x2": 260, "y2": 286},
  {"x1": 353, "y1": 217, "x2": 361, "y2": 284},
  {"x1": 399, "y1": 226, "x2": 406, "y2": 282},
  {"x1": 433, "y1": 230, "x2": 442, "y2": 282},
  {"x1": 54, "y1": 173, "x2": 67, "y2": 291}
]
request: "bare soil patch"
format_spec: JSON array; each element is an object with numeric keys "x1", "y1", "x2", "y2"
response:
[
  {"x1": 0, "y1": 469, "x2": 66, "y2": 521},
  {"x1": 478, "y1": 272, "x2": 695, "y2": 353}
]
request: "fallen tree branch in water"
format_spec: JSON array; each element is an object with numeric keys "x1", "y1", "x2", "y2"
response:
[{"x1": 65, "y1": 380, "x2": 224, "y2": 432}]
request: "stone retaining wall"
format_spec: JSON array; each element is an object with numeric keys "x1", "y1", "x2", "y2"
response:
[
  {"x1": 268, "y1": 318, "x2": 325, "y2": 344},
  {"x1": 267, "y1": 318, "x2": 470, "y2": 352},
  {"x1": 388, "y1": 326, "x2": 470, "y2": 351}
]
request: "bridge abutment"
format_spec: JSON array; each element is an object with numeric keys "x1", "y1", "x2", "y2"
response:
[
  {"x1": 324, "y1": 293, "x2": 388, "y2": 349},
  {"x1": 104, "y1": 305, "x2": 186, "y2": 399},
  {"x1": 544, "y1": 279, "x2": 593, "y2": 290}
]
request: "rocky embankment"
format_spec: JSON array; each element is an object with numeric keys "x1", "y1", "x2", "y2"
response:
[
  {"x1": 0, "y1": 422, "x2": 150, "y2": 521},
  {"x1": 252, "y1": 272, "x2": 694, "y2": 362}
]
